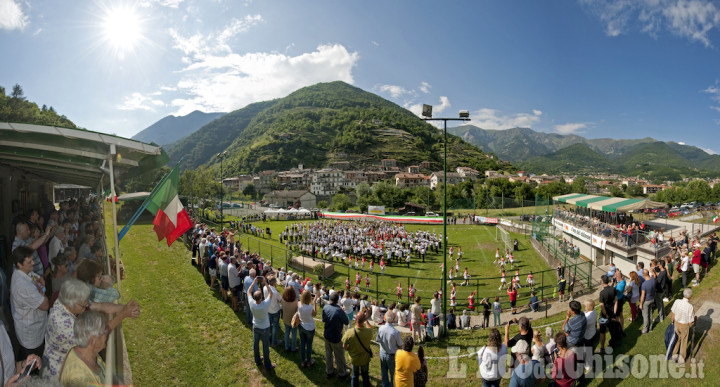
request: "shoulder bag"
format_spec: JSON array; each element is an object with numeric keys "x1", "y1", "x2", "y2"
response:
[{"x1": 354, "y1": 327, "x2": 373, "y2": 358}]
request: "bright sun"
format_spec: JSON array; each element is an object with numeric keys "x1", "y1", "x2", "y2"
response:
[{"x1": 101, "y1": 5, "x2": 143, "y2": 59}]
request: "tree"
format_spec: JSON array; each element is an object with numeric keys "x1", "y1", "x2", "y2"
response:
[
  {"x1": 317, "y1": 200, "x2": 328, "y2": 209},
  {"x1": 11, "y1": 84, "x2": 24, "y2": 100},
  {"x1": 570, "y1": 177, "x2": 588, "y2": 194},
  {"x1": 242, "y1": 183, "x2": 257, "y2": 199},
  {"x1": 331, "y1": 193, "x2": 352, "y2": 211},
  {"x1": 626, "y1": 184, "x2": 645, "y2": 197},
  {"x1": 609, "y1": 185, "x2": 624, "y2": 198}
]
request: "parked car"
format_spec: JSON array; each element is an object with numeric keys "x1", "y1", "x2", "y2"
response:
[{"x1": 425, "y1": 211, "x2": 439, "y2": 216}]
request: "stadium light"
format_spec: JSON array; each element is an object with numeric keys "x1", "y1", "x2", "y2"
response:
[
  {"x1": 422, "y1": 109, "x2": 471, "y2": 338},
  {"x1": 217, "y1": 150, "x2": 228, "y2": 226}
]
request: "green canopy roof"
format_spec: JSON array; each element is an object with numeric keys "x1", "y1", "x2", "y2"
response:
[
  {"x1": 0, "y1": 122, "x2": 168, "y2": 187},
  {"x1": 553, "y1": 193, "x2": 667, "y2": 213}
]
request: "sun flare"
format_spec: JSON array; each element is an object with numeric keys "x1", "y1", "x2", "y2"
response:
[{"x1": 101, "y1": 5, "x2": 143, "y2": 59}]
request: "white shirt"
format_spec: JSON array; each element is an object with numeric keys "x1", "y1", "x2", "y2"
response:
[
  {"x1": 10, "y1": 269, "x2": 47, "y2": 349},
  {"x1": 671, "y1": 298, "x2": 695, "y2": 324},
  {"x1": 341, "y1": 297, "x2": 355, "y2": 313},
  {"x1": 584, "y1": 310, "x2": 597, "y2": 340},
  {"x1": 681, "y1": 255, "x2": 689, "y2": 272},
  {"x1": 431, "y1": 298, "x2": 441, "y2": 314},
  {"x1": 264, "y1": 286, "x2": 283, "y2": 314},
  {"x1": 478, "y1": 344, "x2": 507, "y2": 381},
  {"x1": 0, "y1": 322, "x2": 15, "y2": 386},
  {"x1": 298, "y1": 303, "x2": 316, "y2": 331},
  {"x1": 228, "y1": 264, "x2": 241, "y2": 289}
]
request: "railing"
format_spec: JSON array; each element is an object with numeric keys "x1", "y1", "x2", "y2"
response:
[{"x1": 233, "y1": 232, "x2": 592, "y2": 312}]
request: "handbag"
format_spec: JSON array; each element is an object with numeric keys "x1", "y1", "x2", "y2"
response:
[
  {"x1": 354, "y1": 328, "x2": 373, "y2": 358},
  {"x1": 291, "y1": 312, "x2": 301, "y2": 328}
]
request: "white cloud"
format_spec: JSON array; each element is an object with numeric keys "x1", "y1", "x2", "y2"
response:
[
  {"x1": 580, "y1": 0, "x2": 720, "y2": 47},
  {"x1": 678, "y1": 141, "x2": 686, "y2": 145},
  {"x1": 371, "y1": 41, "x2": 379, "y2": 47},
  {"x1": 140, "y1": 0, "x2": 184, "y2": 8},
  {"x1": 468, "y1": 108, "x2": 542, "y2": 129},
  {"x1": 702, "y1": 81, "x2": 720, "y2": 112},
  {"x1": 169, "y1": 44, "x2": 359, "y2": 115},
  {"x1": 419, "y1": 81, "x2": 431, "y2": 94},
  {"x1": 118, "y1": 92, "x2": 166, "y2": 112},
  {"x1": 0, "y1": 0, "x2": 28, "y2": 30},
  {"x1": 378, "y1": 84, "x2": 409, "y2": 98},
  {"x1": 169, "y1": 14, "x2": 264, "y2": 56},
  {"x1": 554, "y1": 122, "x2": 588, "y2": 134},
  {"x1": 702, "y1": 147, "x2": 717, "y2": 154}
]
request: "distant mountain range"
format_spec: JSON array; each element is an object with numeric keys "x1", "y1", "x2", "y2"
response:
[
  {"x1": 166, "y1": 81, "x2": 506, "y2": 174},
  {"x1": 448, "y1": 125, "x2": 720, "y2": 180},
  {"x1": 132, "y1": 110, "x2": 225, "y2": 146}
]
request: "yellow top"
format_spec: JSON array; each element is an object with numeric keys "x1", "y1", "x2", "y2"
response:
[
  {"x1": 59, "y1": 347, "x2": 106, "y2": 387},
  {"x1": 394, "y1": 349, "x2": 421, "y2": 387}
]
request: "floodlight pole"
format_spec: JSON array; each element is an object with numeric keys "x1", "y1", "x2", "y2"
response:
[
  {"x1": 422, "y1": 113, "x2": 470, "y2": 338},
  {"x1": 217, "y1": 151, "x2": 228, "y2": 227}
]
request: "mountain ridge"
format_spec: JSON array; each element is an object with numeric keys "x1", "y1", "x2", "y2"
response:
[
  {"x1": 132, "y1": 110, "x2": 226, "y2": 146},
  {"x1": 167, "y1": 81, "x2": 507, "y2": 174}
]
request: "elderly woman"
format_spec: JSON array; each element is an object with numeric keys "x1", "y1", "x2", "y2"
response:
[
  {"x1": 75, "y1": 260, "x2": 119, "y2": 303},
  {"x1": 42, "y1": 279, "x2": 139, "y2": 380},
  {"x1": 59, "y1": 311, "x2": 109, "y2": 386}
]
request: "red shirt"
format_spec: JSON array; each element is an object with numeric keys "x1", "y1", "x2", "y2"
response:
[
  {"x1": 507, "y1": 288, "x2": 517, "y2": 302},
  {"x1": 692, "y1": 249, "x2": 702, "y2": 265},
  {"x1": 551, "y1": 351, "x2": 578, "y2": 387}
]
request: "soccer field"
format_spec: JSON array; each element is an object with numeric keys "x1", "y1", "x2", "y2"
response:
[{"x1": 234, "y1": 219, "x2": 554, "y2": 311}]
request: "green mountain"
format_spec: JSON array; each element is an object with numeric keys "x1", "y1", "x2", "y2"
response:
[
  {"x1": 167, "y1": 81, "x2": 506, "y2": 174},
  {"x1": 449, "y1": 124, "x2": 720, "y2": 179},
  {"x1": 520, "y1": 143, "x2": 610, "y2": 174},
  {"x1": 447, "y1": 125, "x2": 659, "y2": 163}
]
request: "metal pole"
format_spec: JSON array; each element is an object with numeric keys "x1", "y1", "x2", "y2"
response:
[
  {"x1": 442, "y1": 118, "x2": 448, "y2": 338},
  {"x1": 108, "y1": 151, "x2": 122, "y2": 295}
]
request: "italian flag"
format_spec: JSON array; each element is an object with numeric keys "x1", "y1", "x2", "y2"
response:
[
  {"x1": 146, "y1": 166, "x2": 193, "y2": 246},
  {"x1": 713, "y1": 214, "x2": 719, "y2": 224}
]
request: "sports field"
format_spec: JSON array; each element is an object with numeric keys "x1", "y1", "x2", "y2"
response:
[{"x1": 232, "y1": 220, "x2": 559, "y2": 312}]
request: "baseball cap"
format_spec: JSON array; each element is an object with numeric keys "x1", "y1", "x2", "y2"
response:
[{"x1": 511, "y1": 340, "x2": 529, "y2": 355}]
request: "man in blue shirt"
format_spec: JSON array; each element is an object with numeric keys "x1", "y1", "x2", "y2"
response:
[
  {"x1": 562, "y1": 301, "x2": 587, "y2": 350},
  {"x1": 529, "y1": 292, "x2": 539, "y2": 312},
  {"x1": 322, "y1": 292, "x2": 349, "y2": 379},
  {"x1": 247, "y1": 275, "x2": 275, "y2": 371},
  {"x1": 640, "y1": 270, "x2": 656, "y2": 334},
  {"x1": 376, "y1": 310, "x2": 403, "y2": 387}
]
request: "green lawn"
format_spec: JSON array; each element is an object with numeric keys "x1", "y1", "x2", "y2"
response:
[
  {"x1": 109, "y1": 208, "x2": 718, "y2": 386},
  {"x1": 233, "y1": 220, "x2": 556, "y2": 311}
]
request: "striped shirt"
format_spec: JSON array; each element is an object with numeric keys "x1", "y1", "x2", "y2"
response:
[{"x1": 671, "y1": 298, "x2": 695, "y2": 325}]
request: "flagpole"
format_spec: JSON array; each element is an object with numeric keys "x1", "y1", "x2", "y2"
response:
[
  {"x1": 109, "y1": 146, "x2": 123, "y2": 296},
  {"x1": 118, "y1": 159, "x2": 183, "y2": 241}
]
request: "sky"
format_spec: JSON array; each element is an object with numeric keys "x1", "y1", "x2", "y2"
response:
[{"x1": 1, "y1": 0, "x2": 720, "y2": 153}]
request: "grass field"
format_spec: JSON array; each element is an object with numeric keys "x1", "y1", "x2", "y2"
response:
[
  {"x1": 229, "y1": 219, "x2": 560, "y2": 311},
  {"x1": 108, "y1": 206, "x2": 719, "y2": 386}
]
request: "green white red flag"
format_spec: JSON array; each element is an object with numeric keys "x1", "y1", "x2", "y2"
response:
[
  {"x1": 146, "y1": 166, "x2": 192, "y2": 246},
  {"x1": 713, "y1": 214, "x2": 719, "y2": 224}
]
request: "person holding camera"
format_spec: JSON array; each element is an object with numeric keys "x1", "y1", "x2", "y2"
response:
[{"x1": 247, "y1": 275, "x2": 276, "y2": 371}]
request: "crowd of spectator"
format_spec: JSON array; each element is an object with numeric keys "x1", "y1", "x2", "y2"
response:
[
  {"x1": 188, "y1": 211, "x2": 718, "y2": 386},
  {"x1": 2, "y1": 197, "x2": 139, "y2": 386}
]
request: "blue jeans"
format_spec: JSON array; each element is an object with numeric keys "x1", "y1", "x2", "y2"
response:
[
  {"x1": 245, "y1": 299, "x2": 253, "y2": 325},
  {"x1": 299, "y1": 326, "x2": 315, "y2": 363},
  {"x1": 351, "y1": 363, "x2": 370, "y2": 387},
  {"x1": 284, "y1": 323, "x2": 297, "y2": 351},
  {"x1": 483, "y1": 379, "x2": 501, "y2": 387},
  {"x1": 253, "y1": 326, "x2": 272, "y2": 369},
  {"x1": 269, "y1": 311, "x2": 281, "y2": 346},
  {"x1": 380, "y1": 353, "x2": 396, "y2": 387}
]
